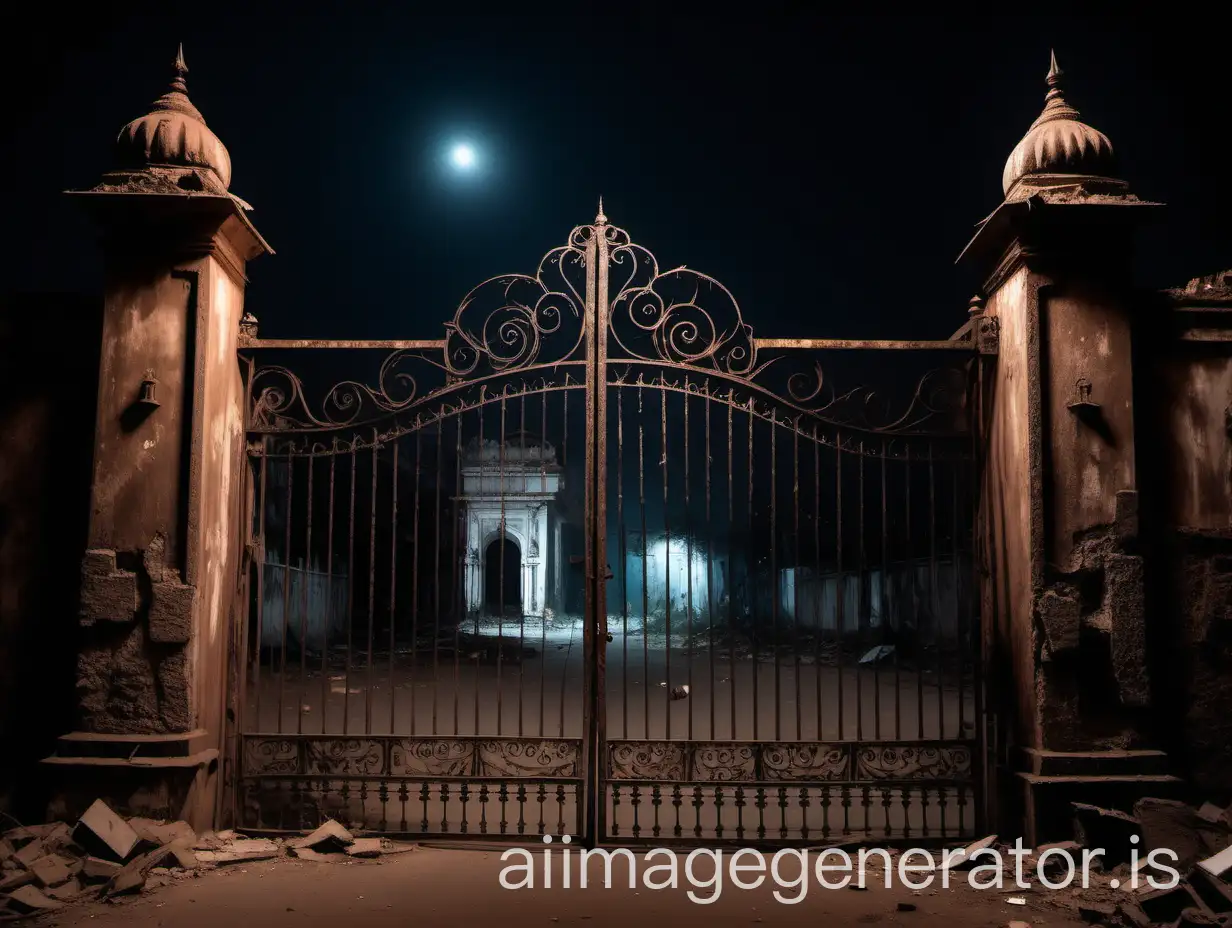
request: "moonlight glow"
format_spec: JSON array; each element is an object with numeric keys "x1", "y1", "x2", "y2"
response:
[{"x1": 450, "y1": 143, "x2": 477, "y2": 170}]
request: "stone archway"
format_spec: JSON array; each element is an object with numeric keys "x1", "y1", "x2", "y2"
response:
[{"x1": 484, "y1": 536, "x2": 523, "y2": 616}]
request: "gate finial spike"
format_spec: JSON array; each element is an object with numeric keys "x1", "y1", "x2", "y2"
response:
[
  {"x1": 595, "y1": 196, "x2": 607, "y2": 226},
  {"x1": 172, "y1": 43, "x2": 188, "y2": 93}
]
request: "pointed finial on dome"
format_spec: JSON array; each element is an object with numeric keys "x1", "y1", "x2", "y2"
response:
[
  {"x1": 171, "y1": 43, "x2": 188, "y2": 94},
  {"x1": 595, "y1": 196, "x2": 608, "y2": 226},
  {"x1": 1032, "y1": 48, "x2": 1081, "y2": 128}
]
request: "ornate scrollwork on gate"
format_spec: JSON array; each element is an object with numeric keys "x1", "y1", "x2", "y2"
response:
[
  {"x1": 762, "y1": 743, "x2": 851, "y2": 781},
  {"x1": 243, "y1": 737, "x2": 300, "y2": 776},
  {"x1": 389, "y1": 739, "x2": 475, "y2": 777},
  {"x1": 478, "y1": 740, "x2": 580, "y2": 777},
  {"x1": 444, "y1": 227, "x2": 592, "y2": 378},
  {"x1": 608, "y1": 742, "x2": 686, "y2": 781},
  {"x1": 304, "y1": 738, "x2": 385, "y2": 776},
  {"x1": 856, "y1": 744, "x2": 972, "y2": 780},
  {"x1": 604, "y1": 223, "x2": 755, "y2": 377}
]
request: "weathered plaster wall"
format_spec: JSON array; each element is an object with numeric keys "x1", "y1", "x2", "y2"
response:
[
  {"x1": 1157, "y1": 346, "x2": 1232, "y2": 791},
  {"x1": 1042, "y1": 286, "x2": 1137, "y2": 568},
  {"x1": 982, "y1": 266, "x2": 1037, "y2": 750},
  {"x1": 0, "y1": 294, "x2": 100, "y2": 818},
  {"x1": 76, "y1": 255, "x2": 206, "y2": 734},
  {"x1": 192, "y1": 250, "x2": 248, "y2": 758}
]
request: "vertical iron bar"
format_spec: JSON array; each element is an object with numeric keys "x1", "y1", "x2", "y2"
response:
[
  {"x1": 727, "y1": 400, "x2": 736, "y2": 739},
  {"x1": 323, "y1": 447, "x2": 336, "y2": 735},
  {"x1": 908, "y1": 445, "x2": 922, "y2": 741},
  {"x1": 411, "y1": 430, "x2": 422, "y2": 736},
  {"x1": 366, "y1": 438, "x2": 378, "y2": 735},
  {"x1": 793, "y1": 419, "x2": 800, "y2": 741},
  {"x1": 558, "y1": 392, "x2": 568, "y2": 739},
  {"x1": 835, "y1": 445, "x2": 843, "y2": 742},
  {"x1": 661, "y1": 376, "x2": 671, "y2": 741},
  {"x1": 254, "y1": 450, "x2": 267, "y2": 732},
  {"x1": 771, "y1": 412, "x2": 779, "y2": 741},
  {"x1": 880, "y1": 439, "x2": 889, "y2": 742},
  {"x1": 453, "y1": 415, "x2": 464, "y2": 735},
  {"x1": 497, "y1": 396, "x2": 507, "y2": 735},
  {"x1": 954, "y1": 459, "x2": 964, "y2": 741},
  {"x1": 540, "y1": 395, "x2": 548, "y2": 738},
  {"x1": 344, "y1": 445, "x2": 357, "y2": 736},
  {"x1": 432, "y1": 415, "x2": 444, "y2": 736},
  {"x1": 475, "y1": 406, "x2": 483, "y2": 737},
  {"x1": 591, "y1": 220, "x2": 611, "y2": 846},
  {"x1": 388, "y1": 442, "x2": 399, "y2": 734},
  {"x1": 299, "y1": 452, "x2": 314, "y2": 736},
  {"x1": 684, "y1": 380, "x2": 694, "y2": 742},
  {"x1": 814, "y1": 430, "x2": 822, "y2": 740},
  {"x1": 280, "y1": 454, "x2": 294, "y2": 734},
  {"x1": 930, "y1": 440, "x2": 940, "y2": 742},
  {"x1": 706, "y1": 394, "x2": 715, "y2": 741},
  {"x1": 639, "y1": 386, "x2": 649, "y2": 740},
  {"x1": 519, "y1": 400, "x2": 527, "y2": 736},
  {"x1": 747, "y1": 402, "x2": 756, "y2": 741},
  {"x1": 857, "y1": 440, "x2": 865, "y2": 742},
  {"x1": 618, "y1": 387, "x2": 628, "y2": 739}
]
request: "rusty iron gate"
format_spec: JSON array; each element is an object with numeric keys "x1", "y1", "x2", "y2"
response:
[{"x1": 230, "y1": 210, "x2": 986, "y2": 845}]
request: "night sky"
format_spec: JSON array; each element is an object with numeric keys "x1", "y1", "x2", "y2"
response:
[{"x1": 2, "y1": 10, "x2": 1228, "y2": 343}]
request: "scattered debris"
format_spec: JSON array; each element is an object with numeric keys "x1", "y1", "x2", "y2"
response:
[
  {"x1": 670, "y1": 685, "x2": 690, "y2": 701},
  {"x1": 345, "y1": 838, "x2": 382, "y2": 858},
  {"x1": 1072, "y1": 803, "x2": 1140, "y2": 867},
  {"x1": 943, "y1": 834, "x2": 998, "y2": 871},
  {"x1": 897, "y1": 901, "x2": 917, "y2": 911},
  {"x1": 1078, "y1": 900, "x2": 1116, "y2": 923},
  {"x1": 859, "y1": 645, "x2": 896, "y2": 664},
  {"x1": 288, "y1": 820, "x2": 353, "y2": 852},
  {"x1": 1006, "y1": 897, "x2": 1027, "y2": 906},
  {"x1": 1198, "y1": 845, "x2": 1232, "y2": 879}
]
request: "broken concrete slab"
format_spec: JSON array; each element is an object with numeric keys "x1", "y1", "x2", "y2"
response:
[
  {"x1": 28, "y1": 853, "x2": 76, "y2": 888},
  {"x1": 380, "y1": 841, "x2": 418, "y2": 856},
  {"x1": 345, "y1": 838, "x2": 382, "y2": 858},
  {"x1": 74, "y1": 799, "x2": 140, "y2": 861},
  {"x1": 80, "y1": 857, "x2": 122, "y2": 883},
  {"x1": 0, "y1": 827, "x2": 38, "y2": 849},
  {"x1": 1176, "y1": 908, "x2": 1220, "y2": 928},
  {"x1": 1136, "y1": 798, "x2": 1204, "y2": 872},
  {"x1": 1199, "y1": 804, "x2": 1227, "y2": 827},
  {"x1": 288, "y1": 819, "x2": 353, "y2": 851},
  {"x1": 45, "y1": 880, "x2": 89, "y2": 902},
  {"x1": 1119, "y1": 901, "x2": 1153, "y2": 928},
  {"x1": 12, "y1": 839, "x2": 47, "y2": 868},
  {"x1": 1073, "y1": 802, "x2": 1140, "y2": 866},
  {"x1": 6, "y1": 884, "x2": 64, "y2": 912},
  {"x1": 289, "y1": 846, "x2": 340, "y2": 862},
  {"x1": 104, "y1": 844, "x2": 170, "y2": 897},
  {"x1": 1078, "y1": 900, "x2": 1116, "y2": 923},
  {"x1": 195, "y1": 838, "x2": 281, "y2": 865},
  {"x1": 0, "y1": 869, "x2": 35, "y2": 894},
  {"x1": 128, "y1": 818, "x2": 197, "y2": 849},
  {"x1": 0, "y1": 838, "x2": 13, "y2": 861},
  {"x1": 1199, "y1": 845, "x2": 1232, "y2": 879}
]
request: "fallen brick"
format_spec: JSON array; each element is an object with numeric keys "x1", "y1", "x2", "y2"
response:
[
  {"x1": 149, "y1": 841, "x2": 198, "y2": 870},
  {"x1": 288, "y1": 819, "x2": 353, "y2": 851},
  {"x1": 75, "y1": 800, "x2": 140, "y2": 862},
  {"x1": 5, "y1": 884, "x2": 63, "y2": 912},
  {"x1": 345, "y1": 838, "x2": 382, "y2": 858},
  {"x1": 104, "y1": 845, "x2": 169, "y2": 897}
]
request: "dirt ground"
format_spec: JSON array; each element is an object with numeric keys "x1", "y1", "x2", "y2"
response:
[{"x1": 42, "y1": 846, "x2": 1091, "y2": 928}]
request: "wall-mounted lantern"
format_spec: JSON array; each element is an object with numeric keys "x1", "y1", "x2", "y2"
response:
[{"x1": 138, "y1": 370, "x2": 160, "y2": 410}]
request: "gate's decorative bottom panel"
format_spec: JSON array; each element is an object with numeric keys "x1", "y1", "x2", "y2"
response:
[
  {"x1": 239, "y1": 735, "x2": 584, "y2": 837},
  {"x1": 603, "y1": 740, "x2": 975, "y2": 843}
]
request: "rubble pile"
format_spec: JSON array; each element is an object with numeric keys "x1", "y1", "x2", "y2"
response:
[
  {"x1": 945, "y1": 796, "x2": 1232, "y2": 928},
  {"x1": 0, "y1": 801, "x2": 415, "y2": 919}
]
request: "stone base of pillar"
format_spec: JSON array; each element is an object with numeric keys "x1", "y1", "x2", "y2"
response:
[
  {"x1": 40, "y1": 729, "x2": 219, "y2": 832},
  {"x1": 1009, "y1": 748, "x2": 1184, "y2": 846}
]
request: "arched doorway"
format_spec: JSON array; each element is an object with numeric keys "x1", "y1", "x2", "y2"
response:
[{"x1": 484, "y1": 537, "x2": 522, "y2": 616}]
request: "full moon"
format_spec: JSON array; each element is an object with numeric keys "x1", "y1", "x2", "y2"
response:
[{"x1": 450, "y1": 143, "x2": 476, "y2": 170}]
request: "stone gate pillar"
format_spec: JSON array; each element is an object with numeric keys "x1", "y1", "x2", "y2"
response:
[
  {"x1": 961, "y1": 53, "x2": 1175, "y2": 843},
  {"x1": 43, "y1": 47, "x2": 271, "y2": 830}
]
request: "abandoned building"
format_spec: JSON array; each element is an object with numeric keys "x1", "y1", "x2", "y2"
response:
[{"x1": 1, "y1": 43, "x2": 1230, "y2": 852}]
